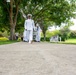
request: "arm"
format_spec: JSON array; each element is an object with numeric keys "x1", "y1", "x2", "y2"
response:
[
  {"x1": 23, "y1": 14, "x2": 26, "y2": 19},
  {"x1": 20, "y1": 9, "x2": 26, "y2": 19}
]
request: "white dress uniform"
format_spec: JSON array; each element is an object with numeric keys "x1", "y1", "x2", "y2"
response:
[
  {"x1": 35, "y1": 24, "x2": 41, "y2": 42},
  {"x1": 23, "y1": 28, "x2": 28, "y2": 41},
  {"x1": 24, "y1": 18, "x2": 35, "y2": 43}
]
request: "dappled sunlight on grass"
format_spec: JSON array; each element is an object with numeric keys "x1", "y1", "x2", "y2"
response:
[{"x1": 65, "y1": 38, "x2": 76, "y2": 43}]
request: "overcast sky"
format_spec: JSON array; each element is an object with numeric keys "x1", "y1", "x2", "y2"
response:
[
  {"x1": 69, "y1": 19, "x2": 76, "y2": 30},
  {"x1": 48, "y1": 19, "x2": 76, "y2": 31}
]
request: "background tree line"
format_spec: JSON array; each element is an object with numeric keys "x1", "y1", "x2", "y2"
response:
[{"x1": 0, "y1": 0, "x2": 76, "y2": 40}]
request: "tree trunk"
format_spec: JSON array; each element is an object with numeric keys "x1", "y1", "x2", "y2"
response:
[
  {"x1": 10, "y1": 25, "x2": 15, "y2": 40},
  {"x1": 43, "y1": 33, "x2": 46, "y2": 41},
  {"x1": 42, "y1": 30, "x2": 46, "y2": 41},
  {"x1": 9, "y1": 20, "x2": 17, "y2": 40},
  {"x1": 38, "y1": 20, "x2": 47, "y2": 41},
  {"x1": 9, "y1": 0, "x2": 19, "y2": 40}
]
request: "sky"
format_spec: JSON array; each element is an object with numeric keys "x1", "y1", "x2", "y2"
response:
[
  {"x1": 69, "y1": 19, "x2": 76, "y2": 30},
  {"x1": 48, "y1": 19, "x2": 76, "y2": 31}
]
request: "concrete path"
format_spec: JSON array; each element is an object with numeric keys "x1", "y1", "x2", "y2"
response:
[{"x1": 0, "y1": 42, "x2": 76, "y2": 75}]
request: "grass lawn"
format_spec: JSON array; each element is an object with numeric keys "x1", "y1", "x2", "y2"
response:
[
  {"x1": 65, "y1": 38, "x2": 76, "y2": 43},
  {"x1": 60, "y1": 38, "x2": 76, "y2": 44},
  {"x1": 0, "y1": 37, "x2": 76, "y2": 45},
  {"x1": 0, "y1": 40, "x2": 19, "y2": 45},
  {"x1": 0, "y1": 37, "x2": 20, "y2": 45},
  {"x1": 50, "y1": 38, "x2": 76, "y2": 45}
]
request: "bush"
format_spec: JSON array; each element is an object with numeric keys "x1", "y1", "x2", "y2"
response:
[
  {"x1": 58, "y1": 28, "x2": 71, "y2": 41},
  {"x1": 41, "y1": 37, "x2": 50, "y2": 41},
  {"x1": 2, "y1": 31, "x2": 8, "y2": 37},
  {"x1": 46, "y1": 30, "x2": 59, "y2": 38},
  {"x1": 0, "y1": 31, "x2": 8, "y2": 37},
  {"x1": 0, "y1": 32, "x2": 3, "y2": 37},
  {"x1": 70, "y1": 31, "x2": 76, "y2": 38},
  {"x1": 0, "y1": 37, "x2": 8, "y2": 41},
  {"x1": 0, "y1": 34, "x2": 3, "y2": 37}
]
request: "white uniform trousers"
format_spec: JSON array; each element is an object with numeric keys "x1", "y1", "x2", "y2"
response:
[
  {"x1": 23, "y1": 30, "x2": 28, "y2": 41},
  {"x1": 27, "y1": 30, "x2": 33, "y2": 43},
  {"x1": 36, "y1": 31, "x2": 40, "y2": 42}
]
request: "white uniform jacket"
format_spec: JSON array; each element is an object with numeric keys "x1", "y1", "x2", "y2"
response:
[{"x1": 24, "y1": 19, "x2": 35, "y2": 30}]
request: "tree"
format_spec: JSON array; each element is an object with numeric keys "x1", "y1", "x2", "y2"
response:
[
  {"x1": 33, "y1": 0, "x2": 76, "y2": 40},
  {"x1": 0, "y1": 0, "x2": 47, "y2": 40},
  {"x1": 0, "y1": 0, "x2": 76, "y2": 40},
  {"x1": 0, "y1": 0, "x2": 21, "y2": 40},
  {"x1": 59, "y1": 26, "x2": 71, "y2": 41}
]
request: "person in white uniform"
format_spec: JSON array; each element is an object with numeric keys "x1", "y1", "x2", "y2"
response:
[
  {"x1": 23, "y1": 28, "x2": 28, "y2": 42},
  {"x1": 24, "y1": 14, "x2": 35, "y2": 43},
  {"x1": 35, "y1": 23, "x2": 41, "y2": 42}
]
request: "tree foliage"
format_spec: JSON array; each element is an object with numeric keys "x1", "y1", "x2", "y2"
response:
[
  {"x1": 59, "y1": 26, "x2": 71, "y2": 41},
  {"x1": 0, "y1": 0, "x2": 76, "y2": 40}
]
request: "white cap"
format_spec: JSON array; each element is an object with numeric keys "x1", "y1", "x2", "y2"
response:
[
  {"x1": 6, "y1": 0, "x2": 10, "y2": 2},
  {"x1": 36, "y1": 23, "x2": 39, "y2": 26},
  {"x1": 27, "y1": 14, "x2": 32, "y2": 17}
]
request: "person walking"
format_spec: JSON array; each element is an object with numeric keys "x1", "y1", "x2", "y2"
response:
[
  {"x1": 35, "y1": 23, "x2": 41, "y2": 42},
  {"x1": 24, "y1": 14, "x2": 35, "y2": 44}
]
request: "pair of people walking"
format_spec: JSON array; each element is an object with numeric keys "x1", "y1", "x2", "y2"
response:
[{"x1": 23, "y1": 14, "x2": 41, "y2": 44}]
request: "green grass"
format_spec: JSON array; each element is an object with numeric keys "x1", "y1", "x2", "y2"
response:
[
  {"x1": 0, "y1": 40, "x2": 19, "y2": 45},
  {"x1": 59, "y1": 38, "x2": 76, "y2": 44},
  {"x1": 65, "y1": 38, "x2": 76, "y2": 43},
  {"x1": 50, "y1": 38, "x2": 76, "y2": 45},
  {"x1": 0, "y1": 37, "x2": 20, "y2": 45},
  {"x1": 0, "y1": 37, "x2": 76, "y2": 45},
  {"x1": 64, "y1": 38, "x2": 76, "y2": 44}
]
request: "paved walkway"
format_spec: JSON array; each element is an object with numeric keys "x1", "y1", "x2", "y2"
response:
[{"x1": 0, "y1": 42, "x2": 76, "y2": 75}]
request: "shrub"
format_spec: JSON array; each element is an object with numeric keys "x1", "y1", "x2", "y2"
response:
[
  {"x1": 2, "y1": 31, "x2": 8, "y2": 37},
  {"x1": 58, "y1": 27, "x2": 71, "y2": 41},
  {"x1": 0, "y1": 34, "x2": 3, "y2": 37},
  {"x1": 46, "y1": 30, "x2": 59, "y2": 37},
  {"x1": 0, "y1": 37, "x2": 8, "y2": 41},
  {"x1": 0, "y1": 32, "x2": 3, "y2": 37},
  {"x1": 0, "y1": 31, "x2": 8, "y2": 37},
  {"x1": 70, "y1": 31, "x2": 76, "y2": 38},
  {"x1": 41, "y1": 37, "x2": 50, "y2": 41}
]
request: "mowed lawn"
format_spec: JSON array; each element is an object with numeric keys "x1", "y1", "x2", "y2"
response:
[
  {"x1": 0, "y1": 40, "x2": 19, "y2": 45},
  {"x1": 0, "y1": 37, "x2": 19, "y2": 45},
  {"x1": 65, "y1": 38, "x2": 76, "y2": 44},
  {"x1": 0, "y1": 37, "x2": 76, "y2": 45}
]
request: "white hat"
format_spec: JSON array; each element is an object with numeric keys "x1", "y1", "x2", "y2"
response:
[
  {"x1": 36, "y1": 23, "x2": 39, "y2": 26},
  {"x1": 27, "y1": 14, "x2": 32, "y2": 17}
]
